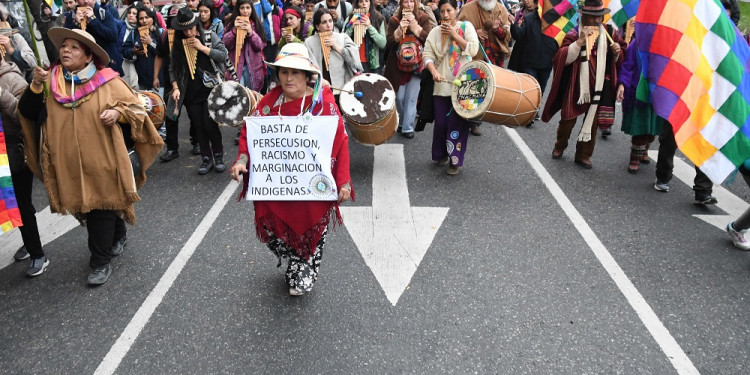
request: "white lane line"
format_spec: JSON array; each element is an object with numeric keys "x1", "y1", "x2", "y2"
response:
[
  {"x1": 505, "y1": 128, "x2": 699, "y2": 375},
  {"x1": 94, "y1": 180, "x2": 240, "y2": 375},
  {"x1": 1, "y1": 207, "x2": 79, "y2": 270}
]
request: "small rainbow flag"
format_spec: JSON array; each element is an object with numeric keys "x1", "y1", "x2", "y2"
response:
[
  {"x1": 0, "y1": 117, "x2": 22, "y2": 232},
  {"x1": 540, "y1": 0, "x2": 580, "y2": 46},
  {"x1": 603, "y1": 0, "x2": 639, "y2": 28},
  {"x1": 635, "y1": 0, "x2": 750, "y2": 183}
]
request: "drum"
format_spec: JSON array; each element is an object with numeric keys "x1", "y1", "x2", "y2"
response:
[
  {"x1": 339, "y1": 73, "x2": 398, "y2": 145},
  {"x1": 451, "y1": 60, "x2": 541, "y2": 127},
  {"x1": 137, "y1": 90, "x2": 165, "y2": 128},
  {"x1": 208, "y1": 81, "x2": 263, "y2": 127}
]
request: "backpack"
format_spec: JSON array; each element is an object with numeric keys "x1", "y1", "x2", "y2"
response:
[{"x1": 396, "y1": 34, "x2": 423, "y2": 73}]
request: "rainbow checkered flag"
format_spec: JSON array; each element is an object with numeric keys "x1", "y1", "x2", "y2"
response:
[
  {"x1": 540, "y1": 0, "x2": 580, "y2": 46},
  {"x1": 0, "y1": 117, "x2": 22, "y2": 232},
  {"x1": 603, "y1": 0, "x2": 639, "y2": 28},
  {"x1": 635, "y1": 0, "x2": 750, "y2": 183}
]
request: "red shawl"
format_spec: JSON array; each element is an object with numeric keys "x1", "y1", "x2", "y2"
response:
[
  {"x1": 235, "y1": 86, "x2": 354, "y2": 259},
  {"x1": 541, "y1": 25, "x2": 625, "y2": 123}
]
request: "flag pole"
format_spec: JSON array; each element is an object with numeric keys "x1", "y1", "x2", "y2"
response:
[{"x1": 21, "y1": 0, "x2": 49, "y2": 96}]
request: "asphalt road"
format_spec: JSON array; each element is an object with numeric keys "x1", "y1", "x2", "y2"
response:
[{"x1": 2, "y1": 102, "x2": 750, "y2": 374}]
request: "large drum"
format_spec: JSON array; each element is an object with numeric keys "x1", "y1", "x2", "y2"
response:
[
  {"x1": 451, "y1": 60, "x2": 541, "y2": 127},
  {"x1": 339, "y1": 73, "x2": 398, "y2": 145},
  {"x1": 208, "y1": 81, "x2": 263, "y2": 127},
  {"x1": 136, "y1": 90, "x2": 165, "y2": 128}
]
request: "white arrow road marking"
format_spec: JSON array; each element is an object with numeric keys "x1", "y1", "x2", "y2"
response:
[
  {"x1": 507, "y1": 128, "x2": 699, "y2": 374},
  {"x1": 648, "y1": 150, "x2": 749, "y2": 231},
  {"x1": 341, "y1": 144, "x2": 449, "y2": 306},
  {"x1": 0, "y1": 207, "x2": 79, "y2": 269}
]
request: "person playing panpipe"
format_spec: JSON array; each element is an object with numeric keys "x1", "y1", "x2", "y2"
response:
[
  {"x1": 423, "y1": 0, "x2": 478, "y2": 174},
  {"x1": 305, "y1": 9, "x2": 362, "y2": 96},
  {"x1": 542, "y1": 0, "x2": 626, "y2": 169},
  {"x1": 383, "y1": 0, "x2": 434, "y2": 139},
  {"x1": 343, "y1": 0, "x2": 386, "y2": 73},
  {"x1": 222, "y1": 0, "x2": 268, "y2": 92},
  {"x1": 169, "y1": 7, "x2": 229, "y2": 174}
]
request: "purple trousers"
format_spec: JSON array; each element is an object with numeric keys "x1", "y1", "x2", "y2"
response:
[{"x1": 432, "y1": 96, "x2": 471, "y2": 166}]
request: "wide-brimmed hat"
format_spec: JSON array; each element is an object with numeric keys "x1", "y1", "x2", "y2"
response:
[
  {"x1": 48, "y1": 27, "x2": 110, "y2": 66},
  {"x1": 578, "y1": 0, "x2": 610, "y2": 16},
  {"x1": 171, "y1": 6, "x2": 200, "y2": 30},
  {"x1": 265, "y1": 43, "x2": 320, "y2": 74}
]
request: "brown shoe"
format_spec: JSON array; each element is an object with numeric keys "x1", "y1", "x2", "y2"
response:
[
  {"x1": 574, "y1": 159, "x2": 593, "y2": 169},
  {"x1": 552, "y1": 149, "x2": 563, "y2": 159},
  {"x1": 446, "y1": 165, "x2": 460, "y2": 175},
  {"x1": 470, "y1": 125, "x2": 482, "y2": 136},
  {"x1": 437, "y1": 156, "x2": 450, "y2": 166}
]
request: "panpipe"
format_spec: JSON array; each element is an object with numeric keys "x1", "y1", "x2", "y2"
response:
[
  {"x1": 401, "y1": 10, "x2": 411, "y2": 37},
  {"x1": 625, "y1": 17, "x2": 635, "y2": 45},
  {"x1": 138, "y1": 26, "x2": 150, "y2": 57},
  {"x1": 183, "y1": 39, "x2": 198, "y2": 80},
  {"x1": 0, "y1": 45, "x2": 5, "y2": 61},
  {"x1": 235, "y1": 16, "x2": 249, "y2": 69},
  {"x1": 353, "y1": 8, "x2": 367, "y2": 47},
  {"x1": 168, "y1": 29, "x2": 175, "y2": 51},
  {"x1": 305, "y1": 11, "x2": 313, "y2": 23},
  {"x1": 319, "y1": 30, "x2": 332, "y2": 70},
  {"x1": 282, "y1": 26, "x2": 294, "y2": 40},
  {"x1": 583, "y1": 25, "x2": 599, "y2": 57},
  {"x1": 78, "y1": 6, "x2": 91, "y2": 31}
]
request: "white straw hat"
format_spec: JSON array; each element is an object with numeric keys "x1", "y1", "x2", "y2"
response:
[{"x1": 265, "y1": 42, "x2": 320, "y2": 75}]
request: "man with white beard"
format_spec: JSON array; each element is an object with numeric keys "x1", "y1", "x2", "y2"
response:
[
  {"x1": 457, "y1": 0, "x2": 512, "y2": 136},
  {"x1": 458, "y1": 0, "x2": 512, "y2": 66}
]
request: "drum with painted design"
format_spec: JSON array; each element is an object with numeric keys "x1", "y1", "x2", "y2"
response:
[
  {"x1": 451, "y1": 60, "x2": 541, "y2": 127},
  {"x1": 339, "y1": 73, "x2": 398, "y2": 145},
  {"x1": 208, "y1": 81, "x2": 263, "y2": 127},
  {"x1": 136, "y1": 90, "x2": 166, "y2": 128}
]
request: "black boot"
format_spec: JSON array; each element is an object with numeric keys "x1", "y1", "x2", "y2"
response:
[
  {"x1": 198, "y1": 156, "x2": 214, "y2": 175},
  {"x1": 214, "y1": 153, "x2": 226, "y2": 173}
]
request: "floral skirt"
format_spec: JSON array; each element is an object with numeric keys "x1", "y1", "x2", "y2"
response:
[{"x1": 265, "y1": 229, "x2": 327, "y2": 293}]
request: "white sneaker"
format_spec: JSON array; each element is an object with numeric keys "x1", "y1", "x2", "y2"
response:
[
  {"x1": 288, "y1": 287, "x2": 305, "y2": 296},
  {"x1": 726, "y1": 222, "x2": 750, "y2": 251}
]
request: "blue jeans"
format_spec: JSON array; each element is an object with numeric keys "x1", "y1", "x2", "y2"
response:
[
  {"x1": 396, "y1": 76, "x2": 421, "y2": 134},
  {"x1": 523, "y1": 66, "x2": 553, "y2": 94}
]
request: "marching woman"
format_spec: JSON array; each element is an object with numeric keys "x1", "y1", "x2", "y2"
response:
[
  {"x1": 223, "y1": 0, "x2": 268, "y2": 92},
  {"x1": 228, "y1": 43, "x2": 353, "y2": 296},
  {"x1": 343, "y1": 0, "x2": 387, "y2": 74},
  {"x1": 18, "y1": 28, "x2": 163, "y2": 284},
  {"x1": 305, "y1": 9, "x2": 362, "y2": 98},
  {"x1": 616, "y1": 34, "x2": 662, "y2": 174},
  {"x1": 199, "y1": 0, "x2": 225, "y2": 39},
  {"x1": 122, "y1": 7, "x2": 165, "y2": 91},
  {"x1": 169, "y1": 7, "x2": 229, "y2": 174},
  {"x1": 423, "y1": 0, "x2": 478, "y2": 175},
  {"x1": 278, "y1": 5, "x2": 314, "y2": 49},
  {"x1": 383, "y1": 0, "x2": 433, "y2": 139},
  {"x1": 121, "y1": 5, "x2": 140, "y2": 88}
]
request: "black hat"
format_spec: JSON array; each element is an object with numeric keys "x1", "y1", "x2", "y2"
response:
[
  {"x1": 578, "y1": 0, "x2": 611, "y2": 16},
  {"x1": 171, "y1": 6, "x2": 200, "y2": 30}
]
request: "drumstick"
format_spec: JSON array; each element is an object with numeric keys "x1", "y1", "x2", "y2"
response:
[{"x1": 331, "y1": 87, "x2": 363, "y2": 97}]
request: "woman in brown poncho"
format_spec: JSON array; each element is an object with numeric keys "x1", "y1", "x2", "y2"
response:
[{"x1": 18, "y1": 28, "x2": 163, "y2": 286}]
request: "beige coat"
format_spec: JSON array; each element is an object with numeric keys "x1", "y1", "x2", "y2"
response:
[{"x1": 19, "y1": 74, "x2": 163, "y2": 225}]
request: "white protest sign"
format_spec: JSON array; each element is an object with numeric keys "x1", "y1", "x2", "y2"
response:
[{"x1": 245, "y1": 115, "x2": 339, "y2": 201}]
